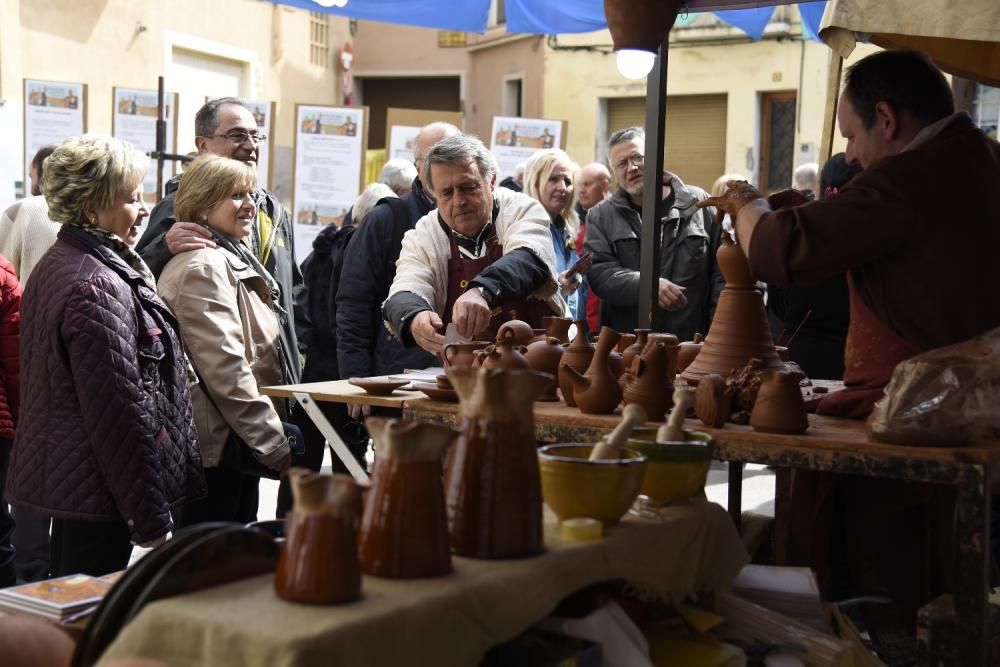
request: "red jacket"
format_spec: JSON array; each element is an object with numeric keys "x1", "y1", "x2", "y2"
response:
[{"x1": 0, "y1": 254, "x2": 21, "y2": 440}]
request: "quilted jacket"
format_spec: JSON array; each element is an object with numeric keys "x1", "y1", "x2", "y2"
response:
[
  {"x1": 7, "y1": 226, "x2": 206, "y2": 543},
  {"x1": 0, "y1": 254, "x2": 21, "y2": 439}
]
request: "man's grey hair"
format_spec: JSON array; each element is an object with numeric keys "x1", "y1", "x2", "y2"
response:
[
  {"x1": 607, "y1": 126, "x2": 645, "y2": 153},
  {"x1": 422, "y1": 134, "x2": 498, "y2": 193},
  {"x1": 353, "y1": 182, "x2": 397, "y2": 225},
  {"x1": 195, "y1": 97, "x2": 250, "y2": 137},
  {"x1": 793, "y1": 162, "x2": 819, "y2": 193},
  {"x1": 379, "y1": 158, "x2": 418, "y2": 195}
]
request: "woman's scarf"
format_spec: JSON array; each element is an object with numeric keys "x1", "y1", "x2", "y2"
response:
[{"x1": 66, "y1": 219, "x2": 157, "y2": 289}]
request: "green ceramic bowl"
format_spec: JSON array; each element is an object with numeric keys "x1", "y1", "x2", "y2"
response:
[
  {"x1": 538, "y1": 444, "x2": 647, "y2": 525},
  {"x1": 622, "y1": 431, "x2": 714, "y2": 505}
]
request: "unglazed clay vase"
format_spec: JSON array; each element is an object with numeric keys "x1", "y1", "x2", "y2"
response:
[
  {"x1": 275, "y1": 470, "x2": 363, "y2": 604},
  {"x1": 679, "y1": 234, "x2": 784, "y2": 384},
  {"x1": 622, "y1": 342, "x2": 674, "y2": 421},
  {"x1": 543, "y1": 316, "x2": 573, "y2": 345},
  {"x1": 622, "y1": 329, "x2": 650, "y2": 371},
  {"x1": 561, "y1": 327, "x2": 623, "y2": 415},
  {"x1": 445, "y1": 368, "x2": 552, "y2": 558},
  {"x1": 443, "y1": 341, "x2": 491, "y2": 369},
  {"x1": 359, "y1": 418, "x2": 456, "y2": 578},
  {"x1": 525, "y1": 336, "x2": 564, "y2": 402},
  {"x1": 497, "y1": 319, "x2": 534, "y2": 346},
  {"x1": 608, "y1": 347, "x2": 625, "y2": 380},
  {"x1": 694, "y1": 373, "x2": 730, "y2": 428},
  {"x1": 558, "y1": 320, "x2": 595, "y2": 407},
  {"x1": 676, "y1": 333, "x2": 704, "y2": 374},
  {"x1": 481, "y1": 331, "x2": 529, "y2": 370},
  {"x1": 616, "y1": 333, "x2": 637, "y2": 355},
  {"x1": 648, "y1": 333, "x2": 681, "y2": 379},
  {"x1": 750, "y1": 370, "x2": 809, "y2": 434}
]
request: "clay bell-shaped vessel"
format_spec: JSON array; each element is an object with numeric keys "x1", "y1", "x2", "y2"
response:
[
  {"x1": 679, "y1": 234, "x2": 784, "y2": 385},
  {"x1": 543, "y1": 316, "x2": 573, "y2": 344},
  {"x1": 445, "y1": 368, "x2": 552, "y2": 558},
  {"x1": 359, "y1": 418, "x2": 456, "y2": 578},
  {"x1": 561, "y1": 326, "x2": 623, "y2": 415},
  {"x1": 622, "y1": 342, "x2": 674, "y2": 421},
  {"x1": 275, "y1": 469, "x2": 363, "y2": 604},
  {"x1": 481, "y1": 329, "x2": 530, "y2": 370},
  {"x1": 497, "y1": 319, "x2": 534, "y2": 346},
  {"x1": 558, "y1": 320, "x2": 595, "y2": 407},
  {"x1": 525, "y1": 336, "x2": 564, "y2": 402},
  {"x1": 750, "y1": 371, "x2": 809, "y2": 434}
]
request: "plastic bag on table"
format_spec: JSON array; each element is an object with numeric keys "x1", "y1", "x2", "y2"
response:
[{"x1": 868, "y1": 326, "x2": 1000, "y2": 445}]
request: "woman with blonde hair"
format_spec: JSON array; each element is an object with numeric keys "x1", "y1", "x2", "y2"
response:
[
  {"x1": 7, "y1": 135, "x2": 205, "y2": 576},
  {"x1": 157, "y1": 154, "x2": 300, "y2": 525},
  {"x1": 525, "y1": 149, "x2": 585, "y2": 320}
]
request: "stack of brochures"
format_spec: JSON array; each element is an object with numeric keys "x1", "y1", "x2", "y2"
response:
[{"x1": 0, "y1": 573, "x2": 115, "y2": 621}]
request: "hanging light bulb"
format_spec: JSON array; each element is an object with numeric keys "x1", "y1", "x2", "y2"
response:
[
  {"x1": 616, "y1": 49, "x2": 656, "y2": 79},
  {"x1": 313, "y1": 0, "x2": 349, "y2": 7}
]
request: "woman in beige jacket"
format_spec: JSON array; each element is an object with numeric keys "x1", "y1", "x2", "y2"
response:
[{"x1": 157, "y1": 155, "x2": 293, "y2": 524}]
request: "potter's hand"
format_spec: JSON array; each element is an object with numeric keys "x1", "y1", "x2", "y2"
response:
[
  {"x1": 698, "y1": 180, "x2": 764, "y2": 219},
  {"x1": 410, "y1": 310, "x2": 446, "y2": 354},
  {"x1": 658, "y1": 278, "x2": 688, "y2": 311},
  {"x1": 766, "y1": 188, "x2": 812, "y2": 211},
  {"x1": 452, "y1": 288, "x2": 491, "y2": 339},
  {"x1": 348, "y1": 402, "x2": 371, "y2": 421},
  {"x1": 557, "y1": 269, "x2": 581, "y2": 297},
  {"x1": 165, "y1": 221, "x2": 216, "y2": 255}
]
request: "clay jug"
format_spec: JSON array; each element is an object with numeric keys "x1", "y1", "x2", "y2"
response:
[
  {"x1": 750, "y1": 371, "x2": 809, "y2": 434},
  {"x1": 445, "y1": 368, "x2": 551, "y2": 558},
  {"x1": 558, "y1": 320, "x2": 594, "y2": 407},
  {"x1": 675, "y1": 333, "x2": 704, "y2": 374},
  {"x1": 649, "y1": 333, "x2": 681, "y2": 379},
  {"x1": 481, "y1": 330, "x2": 530, "y2": 370},
  {"x1": 497, "y1": 319, "x2": 534, "y2": 346},
  {"x1": 622, "y1": 342, "x2": 673, "y2": 421},
  {"x1": 543, "y1": 316, "x2": 573, "y2": 345},
  {"x1": 525, "y1": 336, "x2": 564, "y2": 401},
  {"x1": 443, "y1": 341, "x2": 490, "y2": 369},
  {"x1": 616, "y1": 333, "x2": 637, "y2": 355},
  {"x1": 560, "y1": 326, "x2": 623, "y2": 415},
  {"x1": 275, "y1": 470, "x2": 363, "y2": 604},
  {"x1": 359, "y1": 418, "x2": 456, "y2": 578},
  {"x1": 623, "y1": 329, "x2": 650, "y2": 371}
]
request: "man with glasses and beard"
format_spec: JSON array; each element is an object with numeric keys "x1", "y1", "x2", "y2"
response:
[{"x1": 584, "y1": 126, "x2": 722, "y2": 340}]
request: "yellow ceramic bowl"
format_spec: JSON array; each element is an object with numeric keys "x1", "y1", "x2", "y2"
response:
[
  {"x1": 623, "y1": 431, "x2": 714, "y2": 505},
  {"x1": 538, "y1": 444, "x2": 647, "y2": 525}
]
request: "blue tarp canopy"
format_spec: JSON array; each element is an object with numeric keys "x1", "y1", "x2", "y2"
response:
[{"x1": 272, "y1": 0, "x2": 827, "y2": 42}]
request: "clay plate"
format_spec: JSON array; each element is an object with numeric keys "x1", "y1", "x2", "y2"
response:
[
  {"x1": 412, "y1": 382, "x2": 459, "y2": 402},
  {"x1": 348, "y1": 377, "x2": 410, "y2": 395}
]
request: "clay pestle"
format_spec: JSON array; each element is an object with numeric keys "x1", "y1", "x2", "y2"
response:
[
  {"x1": 589, "y1": 403, "x2": 647, "y2": 461},
  {"x1": 657, "y1": 387, "x2": 693, "y2": 443}
]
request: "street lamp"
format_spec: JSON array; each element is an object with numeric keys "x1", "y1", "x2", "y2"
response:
[{"x1": 604, "y1": 0, "x2": 681, "y2": 78}]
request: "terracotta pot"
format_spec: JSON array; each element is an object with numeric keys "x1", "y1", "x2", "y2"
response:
[
  {"x1": 750, "y1": 371, "x2": 809, "y2": 434},
  {"x1": 622, "y1": 329, "x2": 650, "y2": 371},
  {"x1": 497, "y1": 319, "x2": 534, "y2": 346},
  {"x1": 359, "y1": 418, "x2": 455, "y2": 578},
  {"x1": 445, "y1": 368, "x2": 552, "y2": 558},
  {"x1": 694, "y1": 373, "x2": 730, "y2": 428},
  {"x1": 481, "y1": 331, "x2": 529, "y2": 370},
  {"x1": 525, "y1": 336, "x2": 564, "y2": 401},
  {"x1": 543, "y1": 316, "x2": 574, "y2": 345},
  {"x1": 558, "y1": 320, "x2": 594, "y2": 407},
  {"x1": 561, "y1": 326, "x2": 623, "y2": 415},
  {"x1": 616, "y1": 333, "x2": 637, "y2": 355},
  {"x1": 676, "y1": 334, "x2": 704, "y2": 374},
  {"x1": 275, "y1": 470, "x2": 363, "y2": 604},
  {"x1": 622, "y1": 341, "x2": 673, "y2": 421},
  {"x1": 443, "y1": 341, "x2": 490, "y2": 369}
]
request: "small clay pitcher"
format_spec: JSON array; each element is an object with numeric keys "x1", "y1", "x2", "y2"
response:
[
  {"x1": 481, "y1": 330, "x2": 529, "y2": 370},
  {"x1": 359, "y1": 418, "x2": 456, "y2": 578},
  {"x1": 560, "y1": 326, "x2": 623, "y2": 414},
  {"x1": 622, "y1": 329, "x2": 650, "y2": 371},
  {"x1": 616, "y1": 333, "x2": 637, "y2": 355},
  {"x1": 543, "y1": 316, "x2": 573, "y2": 345},
  {"x1": 750, "y1": 370, "x2": 809, "y2": 434},
  {"x1": 275, "y1": 470, "x2": 363, "y2": 604},
  {"x1": 622, "y1": 342, "x2": 674, "y2": 421},
  {"x1": 443, "y1": 341, "x2": 491, "y2": 369},
  {"x1": 445, "y1": 368, "x2": 552, "y2": 558},
  {"x1": 676, "y1": 333, "x2": 704, "y2": 374},
  {"x1": 558, "y1": 320, "x2": 595, "y2": 407},
  {"x1": 648, "y1": 332, "x2": 681, "y2": 379},
  {"x1": 525, "y1": 336, "x2": 564, "y2": 401},
  {"x1": 497, "y1": 319, "x2": 534, "y2": 346}
]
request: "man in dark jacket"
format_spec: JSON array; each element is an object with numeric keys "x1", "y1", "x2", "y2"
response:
[
  {"x1": 136, "y1": 98, "x2": 303, "y2": 383},
  {"x1": 584, "y1": 126, "x2": 723, "y2": 340},
  {"x1": 335, "y1": 122, "x2": 458, "y2": 419}
]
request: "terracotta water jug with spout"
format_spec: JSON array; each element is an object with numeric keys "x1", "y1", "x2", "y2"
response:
[
  {"x1": 558, "y1": 320, "x2": 594, "y2": 407},
  {"x1": 621, "y1": 341, "x2": 673, "y2": 421},
  {"x1": 560, "y1": 327, "x2": 622, "y2": 414},
  {"x1": 359, "y1": 418, "x2": 457, "y2": 578}
]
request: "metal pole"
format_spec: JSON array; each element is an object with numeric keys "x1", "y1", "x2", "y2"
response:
[
  {"x1": 637, "y1": 34, "x2": 670, "y2": 331},
  {"x1": 156, "y1": 76, "x2": 166, "y2": 200}
]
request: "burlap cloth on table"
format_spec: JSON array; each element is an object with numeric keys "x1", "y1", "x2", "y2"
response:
[{"x1": 98, "y1": 500, "x2": 747, "y2": 667}]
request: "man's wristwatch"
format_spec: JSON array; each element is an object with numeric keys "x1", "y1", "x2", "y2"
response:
[{"x1": 470, "y1": 284, "x2": 492, "y2": 307}]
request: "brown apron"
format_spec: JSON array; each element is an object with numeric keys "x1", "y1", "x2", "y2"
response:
[{"x1": 442, "y1": 225, "x2": 549, "y2": 339}]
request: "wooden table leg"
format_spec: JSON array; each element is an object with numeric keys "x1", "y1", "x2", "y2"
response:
[
  {"x1": 728, "y1": 461, "x2": 744, "y2": 533},
  {"x1": 954, "y1": 462, "x2": 991, "y2": 666}
]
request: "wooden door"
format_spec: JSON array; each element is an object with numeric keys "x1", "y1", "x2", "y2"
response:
[{"x1": 759, "y1": 91, "x2": 797, "y2": 193}]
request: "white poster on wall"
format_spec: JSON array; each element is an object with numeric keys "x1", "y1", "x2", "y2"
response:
[
  {"x1": 388, "y1": 125, "x2": 420, "y2": 162},
  {"x1": 489, "y1": 116, "x2": 565, "y2": 180},
  {"x1": 292, "y1": 104, "x2": 366, "y2": 264},
  {"x1": 242, "y1": 99, "x2": 274, "y2": 192},
  {"x1": 23, "y1": 79, "x2": 86, "y2": 189},
  {"x1": 112, "y1": 87, "x2": 177, "y2": 201}
]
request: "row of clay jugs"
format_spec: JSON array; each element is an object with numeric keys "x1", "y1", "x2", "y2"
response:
[
  {"x1": 480, "y1": 329, "x2": 529, "y2": 370},
  {"x1": 525, "y1": 336, "x2": 564, "y2": 401},
  {"x1": 275, "y1": 469, "x2": 364, "y2": 604},
  {"x1": 359, "y1": 418, "x2": 456, "y2": 578},
  {"x1": 560, "y1": 327, "x2": 622, "y2": 414},
  {"x1": 621, "y1": 341, "x2": 674, "y2": 421},
  {"x1": 558, "y1": 320, "x2": 594, "y2": 407},
  {"x1": 750, "y1": 370, "x2": 809, "y2": 434},
  {"x1": 446, "y1": 367, "x2": 550, "y2": 558}
]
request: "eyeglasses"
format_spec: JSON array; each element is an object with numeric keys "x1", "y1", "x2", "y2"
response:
[
  {"x1": 210, "y1": 130, "x2": 267, "y2": 145},
  {"x1": 613, "y1": 153, "x2": 644, "y2": 172}
]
